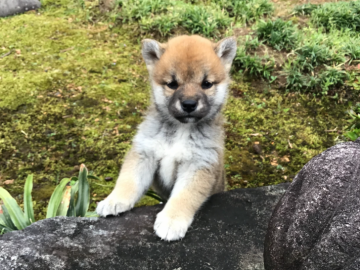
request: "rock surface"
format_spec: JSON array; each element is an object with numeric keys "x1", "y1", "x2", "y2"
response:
[
  {"x1": 0, "y1": 0, "x2": 41, "y2": 17},
  {"x1": 0, "y1": 184, "x2": 289, "y2": 270},
  {"x1": 264, "y1": 138, "x2": 360, "y2": 270}
]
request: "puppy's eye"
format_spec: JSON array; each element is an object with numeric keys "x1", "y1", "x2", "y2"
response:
[
  {"x1": 201, "y1": 81, "x2": 213, "y2": 89},
  {"x1": 166, "y1": 80, "x2": 178, "y2": 90}
]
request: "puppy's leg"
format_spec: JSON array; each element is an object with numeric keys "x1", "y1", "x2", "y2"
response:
[
  {"x1": 96, "y1": 148, "x2": 156, "y2": 217},
  {"x1": 154, "y1": 166, "x2": 216, "y2": 241}
]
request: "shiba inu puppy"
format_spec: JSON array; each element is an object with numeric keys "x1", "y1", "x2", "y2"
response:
[{"x1": 96, "y1": 35, "x2": 237, "y2": 241}]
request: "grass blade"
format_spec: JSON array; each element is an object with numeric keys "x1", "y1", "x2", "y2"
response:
[
  {"x1": 66, "y1": 180, "x2": 79, "y2": 217},
  {"x1": 24, "y1": 174, "x2": 35, "y2": 224},
  {"x1": 75, "y1": 164, "x2": 90, "y2": 217},
  {"x1": 0, "y1": 187, "x2": 28, "y2": 230},
  {"x1": 46, "y1": 178, "x2": 70, "y2": 218}
]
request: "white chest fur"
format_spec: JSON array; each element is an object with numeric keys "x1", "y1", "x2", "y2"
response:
[{"x1": 133, "y1": 118, "x2": 221, "y2": 187}]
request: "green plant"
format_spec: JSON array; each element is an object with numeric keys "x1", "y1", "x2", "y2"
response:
[
  {"x1": 292, "y1": 3, "x2": 318, "y2": 16},
  {"x1": 319, "y1": 66, "x2": 349, "y2": 95},
  {"x1": 295, "y1": 44, "x2": 344, "y2": 72},
  {"x1": 311, "y1": 1, "x2": 360, "y2": 32},
  {"x1": 214, "y1": 0, "x2": 274, "y2": 24},
  {"x1": 0, "y1": 163, "x2": 163, "y2": 235},
  {"x1": 140, "y1": 13, "x2": 179, "y2": 36},
  {"x1": 119, "y1": 0, "x2": 173, "y2": 22},
  {"x1": 181, "y1": 4, "x2": 232, "y2": 37},
  {"x1": 140, "y1": 3, "x2": 232, "y2": 37},
  {"x1": 256, "y1": 19, "x2": 298, "y2": 51},
  {"x1": 285, "y1": 67, "x2": 305, "y2": 91},
  {"x1": 0, "y1": 164, "x2": 95, "y2": 234},
  {"x1": 342, "y1": 42, "x2": 360, "y2": 64},
  {"x1": 344, "y1": 103, "x2": 360, "y2": 141},
  {"x1": 233, "y1": 49, "x2": 275, "y2": 81},
  {"x1": 244, "y1": 35, "x2": 263, "y2": 51}
]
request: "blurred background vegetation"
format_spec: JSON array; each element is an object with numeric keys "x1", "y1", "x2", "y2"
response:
[{"x1": 0, "y1": 0, "x2": 359, "y2": 220}]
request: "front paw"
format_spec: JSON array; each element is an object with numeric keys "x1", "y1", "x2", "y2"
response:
[
  {"x1": 154, "y1": 210, "x2": 193, "y2": 241},
  {"x1": 96, "y1": 194, "x2": 132, "y2": 217}
]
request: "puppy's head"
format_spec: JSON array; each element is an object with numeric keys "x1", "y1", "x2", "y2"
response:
[{"x1": 142, "y1": 35, "x2": 236, "y2": 124}]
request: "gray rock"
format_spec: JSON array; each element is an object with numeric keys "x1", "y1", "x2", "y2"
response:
[
  {"x1": 264, "y1": 138, "x2": 360, "y2": 270},
  {"x1": 0, "y1": 184, "x2": 289, "y2": 270},
  {"x1": 0, "y1": 0, "x2": 41, "y2": 17}
]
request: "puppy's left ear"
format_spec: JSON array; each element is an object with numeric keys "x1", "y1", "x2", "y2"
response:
[
  {"x1": 214, "y1": 37, "x2": 237, "y2": 71},
  {"x1": 142, "y1": 39, "x2": 166, "y2": 71}
]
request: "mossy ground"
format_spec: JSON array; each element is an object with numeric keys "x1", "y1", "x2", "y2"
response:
[{"x1": 0, "y1": 0, "x2": 355, "y2": 219}]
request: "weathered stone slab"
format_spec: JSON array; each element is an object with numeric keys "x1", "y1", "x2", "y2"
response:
[
  {"x1": 264, "y1": 138, "x2": 360, "y2": 270},
  {"x1": 0, "y1": 183, "x2": 289, "y2": 270},
  {"x1": 0, "y1": 0, "x2": 41, "y2": 17}
]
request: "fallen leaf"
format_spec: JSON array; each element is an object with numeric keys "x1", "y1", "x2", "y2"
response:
[
  {"x1": 4, "y1": 180, "x2": 14, "y2": 185},
  {"x1": 271, "y1": 159, "x2": 278, "y2": 166},
  {"x1": 250, "y1": 133, "x2": 262, "y2": 136},
  {"x1": 280, "y1": 155, "x2": 290, "y2": 162}
]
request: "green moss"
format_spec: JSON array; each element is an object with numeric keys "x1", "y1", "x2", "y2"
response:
[{"x1": 224, "y1": 78, "x2": 349, "y2": 188}]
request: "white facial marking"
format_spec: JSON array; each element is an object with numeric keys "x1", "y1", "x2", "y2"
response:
[
  {"x1": 175, "y1": 100, "x2": 182, "y2": 111},
  {"x1": 152, "y1": 83, "x2": 167, "y2": 106},
  {"x1": 214, "y1": 82, "x2": 228, "y2": 105},
  {"x1": 196, "y1": 100, "x2": 204, "y2": 111}
]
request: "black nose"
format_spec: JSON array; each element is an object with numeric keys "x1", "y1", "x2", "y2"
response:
[{"x1": 181, "y1": 100, "x2": 198, "y2": 113}]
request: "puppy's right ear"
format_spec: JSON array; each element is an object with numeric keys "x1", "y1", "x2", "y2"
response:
[{"x1": 142, "y1": 39, "x2": 166, "y2": 70}]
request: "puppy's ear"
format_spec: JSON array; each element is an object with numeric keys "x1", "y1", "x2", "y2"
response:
[
  {"x1": 142, "y1": 39, "x2": 166, "y2": 70},
  {"x1": 214, "y1": 37, "x2": 237, "y2": 71}
]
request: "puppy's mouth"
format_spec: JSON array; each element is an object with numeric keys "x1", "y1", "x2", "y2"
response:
[{"x1": 176, "y1": 115, "x2": 198, "y2": 123}]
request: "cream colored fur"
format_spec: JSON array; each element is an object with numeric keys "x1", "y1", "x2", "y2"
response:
[{"x1": 96, "y1": 35, "x2": 236, "y2": 241}]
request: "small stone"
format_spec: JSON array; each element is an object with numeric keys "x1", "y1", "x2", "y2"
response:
[
  {"x1": 105, "y1": 177, "x2": 113, "y2": 181},
  {"x1": 253, "y1": 143, "x2": 262, "y2": 154}
]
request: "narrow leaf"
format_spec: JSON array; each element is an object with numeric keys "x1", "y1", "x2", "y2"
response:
[
  {"x1": 87, "y1": 175, "x2": 101, "y2": 181},
  {"x1": 0, "y1": 188, "x2": 28, "y2": 230},
  {"x1": 67, "y1": 181, "x2": 79, "y2": 217},
  {"x1": 56, "y1": 186, "x2": 72, "y2": 217},
  {"x1": 24, "y1": 174, "x2": 35, "y2": 224},
  {"x1": 85, "y1": 211, "x2": 99, "y2": 218},
  {"x1": 46, "y1": 178, "x2": 70, "y2": 218},
  {"x1": 0, "y1": 210, "x2": 16, "y2": 231},
  {"x1": 75, "y1": 164, "x2": 90, "y2": 217},
  {"x1": 146, "y1": 190, "x2": 164, "y2": 202}
]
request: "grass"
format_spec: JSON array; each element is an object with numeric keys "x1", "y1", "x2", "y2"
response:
[
  {"x1": 213, "y1": 0, "x2": 274, "y2": 24},
  {"x1": 256, "y1": 19, "x2": 298, "y2": 51},
  {"x1": 292, "y1": 3, "x2": 318, "y2": 16},
  {"x1": 345, "y1": 102, "x2": 360, "y2": 141},
  {"x1": 0, "y1": 0, "x2": 359, "y2": 221},
  {"x1": 311, "y1": 1, "x2": 360, "y2": 32},
  {"x1": 233, "y1": 48, "x2": 275, "y2": 81}
]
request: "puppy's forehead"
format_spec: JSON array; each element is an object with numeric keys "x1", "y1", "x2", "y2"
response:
[{"x1": 154, "y1": 36, "x2": 226, "y2": 83}]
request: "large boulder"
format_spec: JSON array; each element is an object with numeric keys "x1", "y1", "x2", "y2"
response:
[
  {"x1": 0, "y1": 183, "x2": 289, "y2": 270},
  {"x1": 0, "y1": 0, "x2": 41, "y2": 17},
  {"x1": 264, "y1": 138, "x2": 360, "y2": 270}
]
